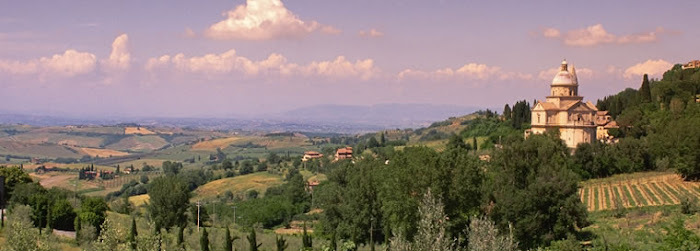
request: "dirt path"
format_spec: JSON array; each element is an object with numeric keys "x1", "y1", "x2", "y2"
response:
[
  {"x1": 38, "y1": 174, "x2": 74, "y2": 189},
  {"x1": 586, "y1": 187, "x2": 594, "y2": 211},
  {"x1": 599, "y1": 185, "x2": 608, "y2": 210},
  {"x1": 52, "y1": 229, "x2": 76, "y2": 239}
]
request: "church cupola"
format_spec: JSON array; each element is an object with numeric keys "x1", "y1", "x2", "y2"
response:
[{"x1": 550, "y1": 59, "x2": 579, "y2": 97}]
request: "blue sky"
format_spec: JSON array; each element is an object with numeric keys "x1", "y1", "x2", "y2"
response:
[{"x1": 1, "y1": 0, "x2": 697, "y2": 117}]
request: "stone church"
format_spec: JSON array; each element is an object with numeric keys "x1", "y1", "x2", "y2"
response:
[{"x1": 526, "y1": 60, "x2": 616, "y2": 148}]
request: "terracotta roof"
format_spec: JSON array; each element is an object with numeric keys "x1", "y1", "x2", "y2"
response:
[
  {"x1": 536, "y1": 102, "x2": 558, "y2": 110},
  {"x1": 604, "y1": 121, "x2": 619, "y2": 128},
  {"x1": 596, "y1": 111, "x2": 609, "y2": 116}
]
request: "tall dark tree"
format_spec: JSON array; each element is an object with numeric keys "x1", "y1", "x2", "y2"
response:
[
  {"x1": 276, "y1": 235, "x2": 288, "y2": 251},
  {"x1": 128, "y1": 218, "x2": 138, "y2": 250},
  {"x1": 225, "y1": 226, "x2": 234, "y2": 251},
  {"x1": 503, "y1": 104, "x2": 512, "y2": 120},
  {"x1": 639, "y1": 74, "x2": 652, "y2": 103},
  {"x1": 380, "y1": 132, "x2": 386, "y2": 146},
  {"x1": 472, "y1": 136, "x2": 478, "y2": 151},
  {"x1": 302, "y1": 222, "x2": 313, "y2": 250},
  {"x1": 200, "y1": 227, "x2": 210, "y2": 251},
  {"x1": 247, "y1": 229, "x2": 261, "y2": 251}
]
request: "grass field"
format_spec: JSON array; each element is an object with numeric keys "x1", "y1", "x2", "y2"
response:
[
  {"x1": 80, "y1": 147, "x2": 130, "y2": 157},
  {"x1": 192, "y1": 172, "x2": 284, "y2": 202},
  {"x1": 124, "y1": 126, "x2": 156, "y2": 135},
  {"x1": 106, "y1": 135, "x2": 168, "y2": 152},
  {"x1": 129, "y1": 194, "x2": 150, "y2": 207},
  {"x1": 192, "y1": 136, "x2": 246, "y2": 151},
  {"x1": 580, "y1": 172, "x2": 700, "y2": 211}
]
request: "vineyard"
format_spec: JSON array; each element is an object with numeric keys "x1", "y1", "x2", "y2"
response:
[{"x1": 580, "y1": 172, "x2": 700, "y2": 211}]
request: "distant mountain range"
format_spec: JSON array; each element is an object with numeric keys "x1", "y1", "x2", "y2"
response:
[
  {"x1": 0, "y1": 104, "x2": 478, "y2": 134},
  {"x1": 269, "y1": 104, "x2": 477, "y2": 129}
]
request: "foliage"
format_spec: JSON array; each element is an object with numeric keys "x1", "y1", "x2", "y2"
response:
[
  {"x1": 200, "y1": 227, "x2": 210, "y2": 251},
  {"x1": 660, "y1": 217, "x2": 700, "y2": 251},
  {"x1": 49, "y1": 198, "x2": 76, "y2": 231},
  {"x1": 247, "y1": 229, "x2": 262, "y2": 251},
  {"x1": 276, "y1": 235, "x2": 288, "y2": 251},
  {"x1": 128, "y1": 218, "x2": 138, "y2": 250},
  {"x1": 225, "y1": 227, "x2": 234, "y2": 251},
  {"x1": 4, "y1": 205, "x2": 56, "y2": 251},
  {"x1": 79, "y1": 197, "x2": 109, "y2": 236},
  {"x1": 0, "y1": 165, "x2": 33, "y2": 202},
  {"x1": 487, "y1": 133, "x2": 587, "y2": 249},
  {"x1": 303, "y1": 222, "x2": 313, "y2": 250},
  {"x1": 413, "y1": 189, "x2": 454, "y2": 251},
  {"x1": 147, "y1": 175, "x2": 190, "y2": 231},
  {"x1": 92, "y1": 218, "x2": 129, "y2": 251},
  {"x1": 467, "y1": 216, "x2": 518, "y2": 251}
]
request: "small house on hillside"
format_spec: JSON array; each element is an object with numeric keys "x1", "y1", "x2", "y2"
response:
[
  {"x1": 334, "y1": 147, "x2": 353, "y2": 161},
  {"x1": 302, "y1": 151, "x2": 323, "y2": 162}
]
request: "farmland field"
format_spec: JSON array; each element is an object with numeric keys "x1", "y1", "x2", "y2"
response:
[
  {"x1": 192, "y1": 172, "x2": 284, "y2": 202},
  {"x1": 580, "y1": 172, "x2": 700, "y2": 211},
  {"x1": 80, "y1": 147, "x2": 130, "y2": 157}
]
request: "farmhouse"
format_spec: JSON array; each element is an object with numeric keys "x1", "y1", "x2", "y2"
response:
[
  {"x1": 302, "y1": 151, "x2": 323, "y2": 162},
  {"x1": 334, "y1": 147, "x2": 353, "y2": 161},
  {"x1": 526, "y1": 60, "x2": 616, "y2": 148},
  {"x1": 682, "y1": 60, "x2": 700, "y2": 69}
]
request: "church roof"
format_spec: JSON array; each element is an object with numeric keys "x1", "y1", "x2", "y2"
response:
[
  {"x1": 534, "y1": 102, "x2": 558, "y2": 110},
  {"x1": 552, "y1": 60, "x2": 577, "y2": 86}
]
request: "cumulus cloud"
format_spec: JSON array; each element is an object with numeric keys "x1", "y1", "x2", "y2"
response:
[
  {"x1": 204, "y1": 0, "x2": 340, "y2": 40},
  {"x1": 359, "y1": 28, "x2": 384, "y2": 38},
  {"x1": 541, "y1": 24, "x2": 667, "y2": 47},
  {"x1": 145, "y1": 50, "x2": 378, "y2": 80},
  {"x1": 0, "y1": 49, "x2": 96, "y2": 78},
  {"x1": 398, "y1": 63, "x2": 532, "y2": 83},
  {"x1": 623, "y1": 59, "x2": 672, "y2": 79},
  {"x1": 102, "y1": 34, "x2": 130, "y2": 72}
]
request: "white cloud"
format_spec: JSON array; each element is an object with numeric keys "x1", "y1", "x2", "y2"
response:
[
  {"x1": 623, "y1": 59, "x2": 672, "y2": 79},
  {"x1": 102, "y1": 34, "x2": 130, "y2": 72},
  {"x1": 204, "y1": 0, "x2": 340, "y2": 40},
  {"x1": 398, "y1": 63, "x2": 532, "y2": 83},
  {"x1": 0, "y1": 50, "x2": 97, "y2": 79},
  {"x1": 39, "y1": 50, "x2": 97, "y2": 77},
  {"x1": 542, "y1": 28, "x2": 560, "y2": 38},
  {"x1": 359, "y1": 28, "x2": 384, "y2": 38},
  {"x1": 145, "y1": 50, "x2": 378, "y2": 80},
  {"x1": 541, "y1": 24, "x2": 667, "y2": 47}
]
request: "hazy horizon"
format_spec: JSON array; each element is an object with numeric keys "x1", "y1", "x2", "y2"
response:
[{"x1": 1, "y1": 0, "x2": 697, "y2": 117}]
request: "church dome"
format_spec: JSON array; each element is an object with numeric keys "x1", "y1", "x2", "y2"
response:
[{"x1": 552, "y1": 60, "x2": 576, "y2": 86}]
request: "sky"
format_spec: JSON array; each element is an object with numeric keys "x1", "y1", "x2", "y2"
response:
[{"x1": 1, "y1": 0, "x2": 698, "y2": 118}]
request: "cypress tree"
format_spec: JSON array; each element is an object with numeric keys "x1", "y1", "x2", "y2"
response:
[
  {"x1": 503, "y1": 104, "x2": 512, "y2": 120},
  {"x1": 200, "y1": 227, "x2": 210, "y2": 251},
  {"x1": 640, "y1": 74, "x2": 652, "y2": 103},
  {"x1": 302, "y1": 222, "x2": 312, "y2": 250},
  {"x1": 276, "y1": 235, "x2": 288, "y2": 251},
  {"x1": 128, "y1": 218, "x2": 137, "y2": 250},
  {"x1": 177, "y1": 226, "x2": 184, "y2": 246},
  {"x1": 75, "y1": 218, "x2": 81, "y2": 241},
  {"x1": 472, "y1": 137, "x2": 478, "y2": 151},
  {"x1": 225, "y1": 226, "x2": 233, "y2": 251},
  {"x1": 247, "y1": 228, "x2": 261, "y2": 251}
]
